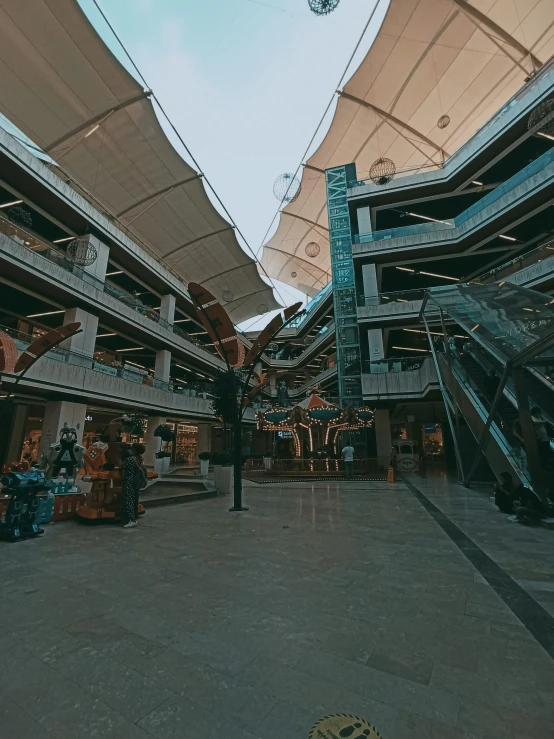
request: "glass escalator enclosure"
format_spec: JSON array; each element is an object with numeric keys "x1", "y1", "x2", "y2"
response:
[{"x1": 424, "y1": 282, "x2": 554, "y2": 366}]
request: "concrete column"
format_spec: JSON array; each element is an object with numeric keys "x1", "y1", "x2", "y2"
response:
[
  {"x1": 39, "y1": 400, "x2": 87, "y2": 458},
  {"x1": 144, "y1": 415, "x2": 166, "y2": 466},
  {"x1": 60, "y1": 307, "x2": 99, "y2": 357},
  {"x1": 82, "y1": 234, "x2": 110, "y2": 283},
  {"x1": 196, "y1": 424, "x2": 212, "y2": 456},
  {"x1": 160, "y1": 294, "x2": 176, "y2": 327},
  {"x1": 374, "y1": 408, "x2": 392, "y2": 459},
  {"x1": 357, "y1": 206, "x2": 371, "y2": 236},
  {"x1": 6, "y1": 404, "x2": 28, "y2": 462},
  {"x1": 269, "y1": 372, "x2": 277, "y2": 397},
  {"x1": 362, "y1": 263, "x2": 385, "y2": 364},
  {"x1": 155, "y1": 349, "x2": 171, "y2": 384}
]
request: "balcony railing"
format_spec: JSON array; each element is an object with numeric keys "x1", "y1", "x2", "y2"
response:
[
  {"x1": 363, "y1": 355, "x2": 429, "y2": 373},
  {"x1": 0, "y1": 215, "x2": 223, "y2": 359},
  {"x1": 358, "y1": 288, "x2": 425, "y2": 306},
  {"x1": 474, "y1": 236, "x2": 554, "y2": 285},
  {"x1": 0, "y1": 324, "x2": 214, "y2": 399},
  {"x1": 354, "y1": 146, "x2": 554, "y2": 245},
  {"x1": 287, "y1": 281, "x2": 333, "y2": 328}
]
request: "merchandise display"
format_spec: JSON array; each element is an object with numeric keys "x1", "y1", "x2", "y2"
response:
[{"x1": 0, "y1": 469, "x2": 46, "y2": 541}]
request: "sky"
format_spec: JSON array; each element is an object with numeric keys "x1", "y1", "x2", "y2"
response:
[{"x1": 74, "y1": 0, "x2": 385, "y2": 328}]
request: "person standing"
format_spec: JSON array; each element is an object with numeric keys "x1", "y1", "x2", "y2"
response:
[
  {"x1": 121, "y1": 443, "x2": 146, "y2": 529},
  {"x1": 342, "y1": 443, "x2": 355, "y2": 480}
]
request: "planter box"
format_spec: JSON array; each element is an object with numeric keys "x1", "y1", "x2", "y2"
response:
[
  {"x1": 263, "y1": 457, "x2": 273, "y2": 471},
  {"x1": 200, "y1": 458, "x2": 209, "y2": 476},
  {"x1": 214, "y1": 465, "x2": 233, "y2": 494},
  {"x1": 154, "y1": 456, "x2": 171, "y2": 476}
]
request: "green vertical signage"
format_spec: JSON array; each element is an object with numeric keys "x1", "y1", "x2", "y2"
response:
[{"x1": 326, "y1": 163, "x2": 362, "y2": 408}]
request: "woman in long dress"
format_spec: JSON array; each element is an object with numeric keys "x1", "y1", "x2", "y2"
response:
[{"x1": 121, "y1": 443, "x2": 146, "y2": 528}]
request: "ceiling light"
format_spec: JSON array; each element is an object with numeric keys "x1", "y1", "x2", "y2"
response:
[
  {"x1": 124, "y1": 360, "x2": 146, "y2": 369},
  {"x1": 392, "y1": 346, "x2": 428, "y2": 352},
  {"x1": 406, "y1": 212, "x2": 451, "y2": 225},
  {"x1": 96, "y1": 332, "x2": 116, "y2": 338},
  {"x1": 546, "y1": 298, "x2": 554, "y2": 305},
  {"x1": 419, "y1": 271, "x2": 458, "y2": 281},
  {"x1": 537, "y1": 131, "x2": 554, "y2": 142},
  {"x1": 27, "y1": 310, "x2": 64, "y2": 317},
  {"x1": 471, "y1": 180, "x2": 483, "y2": 186},
  {"x1": 498, "y1": 281, "x2": 506, "y2": 287},
  {"x1": 470, "y1": 324, "x2": 480, "y2": 332},
  {"x1": 396, "y1": 267, "x2": 415, "y2": 273},
  {"x1": 499, "y1": 234, "x2": 517, "y2": 242},
  {"x1": 175, "y1": 365, "x2": 190, "y2": 371},
  {"x1": 117, "y1": 347, "x2": 143, "y2": 352},
  {"x1": 397, "y1": 299, "x2": 408, "y2": 302},
  {"x1": 173, "y1": 319, "x2": 188, "y2": 323},
  {"x1": 106, "y1": 270, "x2": 123, "y2": 276},
  {"x1": 53, "y1": 236, "x2": 74, "y2": 243},
  {"x1": 0, "y1": 199, "x2": 23, "y2": 208}
]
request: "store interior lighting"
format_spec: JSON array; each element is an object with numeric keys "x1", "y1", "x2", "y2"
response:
[
  {"x1": 27, "y1": 310, "x2": 64, "y2": 317},
  {"x1": 0, "y1": 199, "x2": 23, "y2": 208}
]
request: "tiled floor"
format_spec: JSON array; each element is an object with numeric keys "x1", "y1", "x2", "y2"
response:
[{"x1": 1, "y1": 473, "x2": 553, "y2": 738}]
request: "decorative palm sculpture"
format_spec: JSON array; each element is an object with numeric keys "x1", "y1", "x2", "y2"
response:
[{"x1": 187, "y1": 283, "x2": 303, "y2": 511}]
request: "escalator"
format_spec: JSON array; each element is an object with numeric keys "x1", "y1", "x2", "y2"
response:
[{"x1": 437, "y1": 352, "x2": 531, "y2": 487}]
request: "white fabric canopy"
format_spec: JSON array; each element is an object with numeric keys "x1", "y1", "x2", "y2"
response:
[
  {"x1": 262, "y1": 0, "x2": 554, "y2": 296},
  {"x1": 0, "y1": 0, "x2": 279, "y2": 323}
]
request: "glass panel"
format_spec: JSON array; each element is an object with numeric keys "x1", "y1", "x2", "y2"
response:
[{"x1": 426, "y1": 282, "x2": 554, "y2": 364}]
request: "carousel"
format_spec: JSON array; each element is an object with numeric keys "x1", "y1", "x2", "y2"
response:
[{"x1": 257, "y1": 394, "x2": 374, "y2": 459}]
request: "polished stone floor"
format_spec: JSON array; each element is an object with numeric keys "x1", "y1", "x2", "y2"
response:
[{"x1": 1, "y1": 473, "x2": 553, "y2": 739}]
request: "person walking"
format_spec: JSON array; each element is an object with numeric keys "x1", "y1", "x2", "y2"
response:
[
  {"x1": 342, "y1": 442, "x2": 355, "y2": 480},
  {"x1": 121, "y1": 442, "x2": 146, "y2": 528}
]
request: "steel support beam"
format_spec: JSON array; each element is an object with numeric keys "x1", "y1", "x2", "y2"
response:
[
  {"x1": 338, "y1": 91, "x2": 449, "y2": 159},
  {"x1": 449, "y1": 0, "x2": 542, "y2": 72},
  {"x1": 164, "y1": 226, "x2": 235, "y2": 259},
  {"x1": 44, "y1": 90, "x2": 152, "y2": 153},
  {"x1": 116, "y1": 174, "x2": 201, "y2": 217}
]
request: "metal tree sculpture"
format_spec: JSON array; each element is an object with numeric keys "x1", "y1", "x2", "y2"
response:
[
  {"x1": 188, "y1": 282, "x2": 303, "y2": 512},
  {"x1": 273, "y1": 173, "x2": 301, "y2": 205},
  {"x1": 308, "y1": 0, "x2": 340, "y2": 15}
]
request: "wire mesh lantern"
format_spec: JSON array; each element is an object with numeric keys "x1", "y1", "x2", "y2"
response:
[
  {"x1": 7, "y1": 206, "x2": 32, "y2": 228},
  {"x1": 291, "y1": 271, "x2": 297, "y2": 278},
  {"x1": 369, "y1": 157, "x2": 396, "y2": 186},
  {"x1": 222, "y1": 289, "x2": 234, "y2": 303},
  {"x1": 308, "y1": 0, "x2": 340, "y2": 15},
  {"x1": 256, "y1": 303, "x2": 269, "y2": 315},
  {"x1": 305, "y1": 241, "x2": 320, "y2": 258},
  {"x1": 528, "y1": 99, "x2": 554, "y2": 137},
  {"x1": 66, "y1": 238, "x2": 98, "y2": 267},
  {"x1": 273, "y1": 173, "x2": 301, "y2": 204},
  {"x1": 437, "y1": 114, "x2": 451, "y2": 129}
]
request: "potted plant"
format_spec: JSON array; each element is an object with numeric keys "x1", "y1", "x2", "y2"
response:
[
  {"x1": 198, "y1": 451, "x2": 211, "y2": 477},
  {"x1": 211, "y1": 451, "x2": 233, "y2": 494}
]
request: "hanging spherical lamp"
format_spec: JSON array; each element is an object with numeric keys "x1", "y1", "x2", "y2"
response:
[
  {"x1": 273, "y1": 173, "x2": 301, "y2": 204},
  {"x1": 437, "y1": 114, "x2": 451, "y2": 129},
  {"x1": 222, "y1": 289, "x2": 234, "y2": 303},
  {"x1": 305, "y1": 241, "x2": 320, "y2": 258},
  {"x1": 66, "y1": 238, "x2": 98, "y2": 267},
  {"x1": 256, "y1": 303, "x2": 269, "y2": 315},
  {"x1": 369, "y1": 157, "x2": 396, "y2": 186},
  {"x1": 308, "y1": 0, "x2": 340, "y2": 15}
]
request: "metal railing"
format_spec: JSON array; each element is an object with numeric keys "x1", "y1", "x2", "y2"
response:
[
  {"x1": 358, "y1": 288, "x2": 425, "y2": 306},
  {"x1": 354, "y1": 146, "x2": 554, "y2": 245},
  {"x1": 287, "y1": 282, "x2": 333, "y2": 328},
  {"x1": 474, "y1": 236, "x2": 554, "y2": 285},
  {"x1": 245, "y1": 457, "x2": 390, "y2": 478},
  {"x1": 363, "y1": 355, "x2": 429, "y2": 373},
  {"x1": 0, "y1": 215, "x2": 224, "y2": 359}
]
